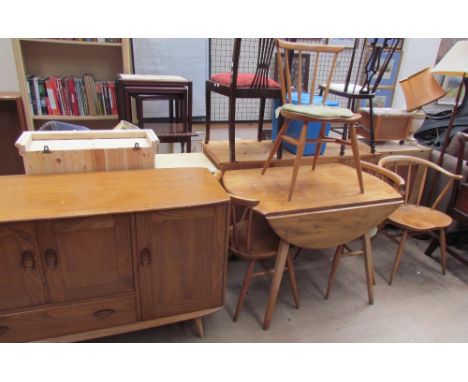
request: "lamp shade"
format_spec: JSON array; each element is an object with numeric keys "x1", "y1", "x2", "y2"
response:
[
  {"x1": 399, "y1": 67, "x2": 446, "y2": 112},
  {"x1": 432, "y1": 40, "x2": 468, "y2": 77}
]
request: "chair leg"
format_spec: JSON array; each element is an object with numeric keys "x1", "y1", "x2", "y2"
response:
[
  {"x1": 136, "y1": 96, "x2": 143, "y2": 128},
  {"x1": 204, "y1": 86, "x2": 211, "y2": 144},
  {"x1": 286, "y1": 254, "x2": 299, "y2": 309},
  {"x1": 228, "y1": 96, "x2": 237, "y2": 162},
  {"x1": 233, "y1": 260, "x2": 256, "y2": 322},
  {"x1": 288, "y1": 122, "x2": 308, "y2": 201},
  {"x1": 312, "y1": 122, "x2": 326, "y2": 171},
  {"x1": 258, "y1": 97, "x2": 266, "y2": 142},
  {"x1": 325, "y1": 245, "x2": 343, "y2": 300},
  {"x1": 362, "y1": 232, "x2": 374, "y2": 304},
  {"x1": 348, "y1": 123, "x2": 364, "y2": 193},
  {"x1": 389, "y1": 230, "x2": 409, "y2": 285},
  {"x1": 194, "y1": 317, "x2": 204, "y2": 338},
  {"x1": 262, "y1": 120, "x2": 289, "y2": 175},
  {"x1": 439, "y1": 229, "x2": 447, "y2": 275}
]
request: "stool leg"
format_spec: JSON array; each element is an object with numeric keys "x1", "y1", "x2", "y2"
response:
[
  {"x1": 288, "y1": 122, "x2": 307, "y2": 201},
  {"x1": 263, "y1": 120, "x2": 288, "y2": 175},
  {"x1": 258, "y1": 98, "x2": 266, "y2": 142},
  {"x1": 205, "y1": 85, "x2": 211, "y2": 144},
  {"x1": 136, "y1": 97, "x2": 143, "y2": 128},
  {"x1": 169, "y1": 100, "x2": 174, "y2": 122}
]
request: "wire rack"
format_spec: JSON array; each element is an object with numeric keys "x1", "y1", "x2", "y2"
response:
[{"x1": 209, "y1": 38, "x2": 370, "y2": 122}]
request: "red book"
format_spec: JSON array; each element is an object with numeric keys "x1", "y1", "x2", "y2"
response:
[
  {"x1": 108, "y1": 81, "x2": 117, "y2": 115},
  {"x1": 67, "y1": 78, "x2": 80, "y2": 116},
  {"x1": 44, "y1": 78, "x2": 60, "y2": 115}
]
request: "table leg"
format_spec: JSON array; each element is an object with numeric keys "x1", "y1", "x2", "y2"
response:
[
  {"x1": 362, "y1": 232, "x2": 374, "y2": 305},
  {"x1": 262, "y1": 239, "x2": 290, "y2": 330}
]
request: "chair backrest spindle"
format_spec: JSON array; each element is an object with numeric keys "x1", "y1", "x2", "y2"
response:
[{"x1": 275, "y1": 39, "x2": 344, "y2": 107}]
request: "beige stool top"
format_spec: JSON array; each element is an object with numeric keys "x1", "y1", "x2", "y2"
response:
[{"x1": 118, "y1": 74, "x2": 189, "y2": 83}]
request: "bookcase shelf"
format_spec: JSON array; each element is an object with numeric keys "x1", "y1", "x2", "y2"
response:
[
  {"x1": 32, "y1": 115, "x2": 119, "y2": 121},
  {"x1": 18, "y1": 39, "x2": 123, "y2": 47},
  {"x1": 12, "y1": 38, "x2": 132, "y2": 130}
]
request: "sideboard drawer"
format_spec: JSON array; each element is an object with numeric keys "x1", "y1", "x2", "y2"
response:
[{"x1": 0, "y1": 294, "x2": 137, "y2": 342}]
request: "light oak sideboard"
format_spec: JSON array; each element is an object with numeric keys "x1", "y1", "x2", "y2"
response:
[{"x1": 0, "y1": 168, "x2": 229, "y2": 342}]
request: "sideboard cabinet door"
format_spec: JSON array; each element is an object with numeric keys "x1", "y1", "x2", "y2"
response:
[
  {"x1": 0, "y1": 223, "x2": 47, "y2": 311},
  {"x1": 35, "y1": 215, "x2": 134, "y2": 303},
  {"x1": 136, "y1": 204, "x2": 228, "y2": 320}
]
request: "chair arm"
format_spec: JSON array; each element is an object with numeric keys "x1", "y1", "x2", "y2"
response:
[{"x1": 360, "y1": 161, "x2": 405, "y2": 190}]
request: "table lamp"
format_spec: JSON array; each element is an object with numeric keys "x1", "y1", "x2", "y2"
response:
[
  {"x1": 399, "y1": 67, "x2": 446, "y2": 139},
  {"x1": 431, "y1": 40, "x2": 468, "y2": 165}
]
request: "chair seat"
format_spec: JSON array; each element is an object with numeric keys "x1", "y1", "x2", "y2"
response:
[
  {"x1": 388, "y1": 204, "x2": 453, "y2": 231},
  {"x1": 211, "y1": 72, "x2": 280, "y2": 88},
  {"x1": 229, "y1": 214, "x2": 279, "y2": 259},
  {"x1": 327, "y1": 83, "x2": 364, "y2": 95},
  {"x1": 281, "y1": 103, "x2": 355, "y2": 119}
]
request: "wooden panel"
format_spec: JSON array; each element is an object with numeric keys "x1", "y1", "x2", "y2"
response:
[
  {"x1": 0, "y1": 223, "x2": 48, "y2": 311},
  {"x1": 35, "y1": 215, "x2": 134, "y2": 303},
  {"x1": 0, "y1": 294, "x2": 137, "y2": 342},
  {"x1": 0, "y1": 168, "x2": 229, "y2": 224},
  {"x1": 223, "y1": 163, "x2": 402, "y2": 216},
  {"x1": 0, "y1": 95, "x2": 26, "y2": 174},
  {"x1": 136, "y1": 204, "x2": 228, "y2": 320},
  {"x1": 267, "y1": 201, "x2": 401, "y2": 249}
]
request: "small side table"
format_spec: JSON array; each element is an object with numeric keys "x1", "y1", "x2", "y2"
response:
[{"x1": 117, "y1": 74, "x2": 196, "y2": 152}]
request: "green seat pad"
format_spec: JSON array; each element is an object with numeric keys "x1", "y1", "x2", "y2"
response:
[{"x1": 280, "y1": 103, "x2": 354, "y2": 118}]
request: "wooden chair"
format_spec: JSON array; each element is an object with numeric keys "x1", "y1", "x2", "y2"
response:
[
  {"x1": 378, "y1": 155, "x2": 463, "y2": 284},
  {"x1": 262, "y1": 39, "x2": 364, "y2": 201},
  {"x1": 228, "y1": 194, "x2": 299, "y2": 322},
  {"x1": 205, "y1": 39, "x2": 282, "y2": 162},
  {"x1": 319, "y1": 38, "x2": 402, "y2": 154},
  {"x1": 325, "y1": 161, "x2": 405, "y2": 303}
]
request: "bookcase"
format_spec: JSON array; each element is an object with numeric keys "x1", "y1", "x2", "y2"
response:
[{"x1": 12, "y1": 38, "x2": 132, "y2": 130}]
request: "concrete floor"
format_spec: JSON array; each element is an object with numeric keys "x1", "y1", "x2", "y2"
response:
[{"x1": 94, "y1": 231, "x2": 468, "y2": 343}]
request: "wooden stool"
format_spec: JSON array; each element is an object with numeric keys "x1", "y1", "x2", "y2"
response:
[{"x1": 117, "y1": 74, "x2": 195, "y2": 152}]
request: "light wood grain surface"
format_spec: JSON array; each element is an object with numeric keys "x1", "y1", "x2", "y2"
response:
[
  {"x1": 223, "y1": 163, "x2": 402, "y2": 216},
  {"x1": 0, "y1": 168, "x2": 229, "y2": 223}
]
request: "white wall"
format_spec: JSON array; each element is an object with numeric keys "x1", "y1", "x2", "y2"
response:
[
  {"x1": 0, "y1": 38, "x2": 19, "y2": 92},
  {"x1": 392, "y1": 38, "x2": 441, "y2": 109}
]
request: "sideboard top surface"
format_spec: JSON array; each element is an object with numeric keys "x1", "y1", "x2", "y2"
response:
[{"x1": 0, "y1": 168, "x2": 229, "y2": 223}]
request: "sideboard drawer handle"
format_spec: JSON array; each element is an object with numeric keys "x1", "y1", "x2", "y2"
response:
[
  {"x1": 140, "y1": 248, "x2": 151, "y2": 266},
  {"x1": 21, "y1": 251, "x2": 35, "y2": 270},
  {"x1": 44, "y1": 249, "x2": 58, "y2": 268},
  {"x1": 0, "y1": 326, "x2": 10, "y2": 335},
  {"x1": 93, "y1": 309, "x2": 116, "y2": 319}
]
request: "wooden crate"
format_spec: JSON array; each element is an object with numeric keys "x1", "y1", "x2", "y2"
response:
[
  {"x1": 359, "y1": 107, "x2": 413, "y2": 142},
  {"x1": 15, "y1": 129, "x2": 159, "y2": 175}
]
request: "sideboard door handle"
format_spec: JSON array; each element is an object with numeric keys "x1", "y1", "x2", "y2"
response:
[
  {"x1": 0, "y1": 326, "x2": 10, "y2": 335},
  {"x1": 140, "y1": 248, "x2": 151, "y2": 266},
  {"x1": 93, "y1": 309, "x2": 115, "y2": 319},
  {"x1": 21, "y1": 251, "x2": 35, "y2": 271},
  {"x1": 44, "y1": 249, "x2": 58, "y2": 268}
]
